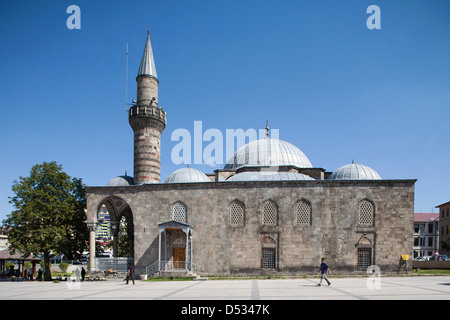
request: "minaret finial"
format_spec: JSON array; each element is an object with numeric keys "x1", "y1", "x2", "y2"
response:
[
  {"x1": 265, "y1": 120, "x2": 269, "y2": 139},
  {"x1": 138, "y1": 27, "x2": 158, "y2": 79}
]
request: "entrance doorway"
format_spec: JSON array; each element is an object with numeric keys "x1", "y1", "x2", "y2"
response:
[{"x1": 173, "y1": 248, "x2": 186, "y2": 269}]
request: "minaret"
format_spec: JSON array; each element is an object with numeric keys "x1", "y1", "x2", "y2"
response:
[{"x1": 129, "y1": 29, "x2": 166, "y2": 184}]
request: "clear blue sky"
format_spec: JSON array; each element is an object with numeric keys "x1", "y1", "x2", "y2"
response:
[{"x1": 0, "y1": 0, "x2": 449, "y2": 222}]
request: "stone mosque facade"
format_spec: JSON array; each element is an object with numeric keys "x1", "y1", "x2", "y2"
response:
[{"x1": 86, "y1": 31, "x2": 416, "y2": 276}]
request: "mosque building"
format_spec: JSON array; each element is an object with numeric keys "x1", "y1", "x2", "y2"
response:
[{"x1": 86, "y1": 31, "x2": 416, "y2": 276}]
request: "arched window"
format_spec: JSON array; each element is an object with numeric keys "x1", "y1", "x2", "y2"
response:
[
  {"x1": 358, "y1": 200, "x2": 374, "y2": 226},
  {"x1": 262, "y1": 200, "x2": 277, "y2": 225},
  {"x1": 295, "y1": 200, "x2": 311, "y2": 226},
  {"x1": 229, "y1": 201, "x2": 244, "y2": 226},
  {"x1": 173, "y1": 202, "x2": 186, "y2": 223}
]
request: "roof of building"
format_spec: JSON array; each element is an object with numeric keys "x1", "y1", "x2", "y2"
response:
[
  {"x1": 224, "y1": 138, "x2": 313, "y2": 170},
  {"x1": 0, "y1": 249, "x2": 40, "y2": 261},
  {"x1": 227, "y1": 171, "x2": 315, "y2": 182},
  {"x1": 414, "y1": 212, "x2": 439, "y2": 222},
  {"x1": 436, "y1": 201, "x2": 450, "y2": 208},
  {"x1": 138, "y1": 29, "x2": 158, "y2": 79},
  {"x1": 165, "y1": 167, "x2": 211, "y2": 183},
  {"x1": 328, "y1": 162, "x2": 381, "y2": 180}
]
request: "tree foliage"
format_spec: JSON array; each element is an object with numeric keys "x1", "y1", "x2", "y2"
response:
[
  {"x1": 118, "y1": 216, "x2": 131, "y2": 258},
  {"x1": 3, "y1": 161, "x2": 88, "y2": 280},
  {"x1": 443, "y1": 238, "x2": 450, "y2": 252}
]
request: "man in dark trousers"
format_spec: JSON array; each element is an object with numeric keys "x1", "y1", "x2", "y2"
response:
[
  {"x1": 317, "y1": 257, "x2": 331, "y2": 286},
  {"x1": 126, "y1": 263, "x2": 135, "y2": 285},
  {"x1": 81, "y1": 267, "x2": 86, "y2": 281}
]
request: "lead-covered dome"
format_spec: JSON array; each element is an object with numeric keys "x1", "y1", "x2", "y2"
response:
[
  {"x1": 224, "y1": 139, "x2": 313, "y2": 170},
  {"x1": 227, "y1": 171, "x2": 315, "y2": 182},
  {"x1": 165, "y1": 167, "x2": 210, "y2": 183},
  {"x1": 107, "y1": 175, "x2": 134, "y2": 186},
  {"x1": 328, "y1": 162, "x2": 381, "y2": 180}
]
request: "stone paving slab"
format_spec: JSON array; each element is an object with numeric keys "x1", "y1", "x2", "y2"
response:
[{"x1": 0, "y1": 276, "x2": 449, "y2": 301}]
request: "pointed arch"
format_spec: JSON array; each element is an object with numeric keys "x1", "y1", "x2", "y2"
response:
[
  {"x1": 94, "y1": 195, "x2": 134, "y2": 259},
  {"x1": 294, "y1": 199, "x2": 312, "y2": 226},
  {"x1": 261, "y1": 234, "x2": 277, "y2": 269},
  {"x1": 172, "y1": 201, "x2": 187, "y2": 223},
  {"x1": 358, "y1": 199, "x2": 375, "y2": 226},
  {"x1": 262, "y1": 200, "x2": 278, "y2": 226},
  {"x1": 229, "y1": 199, "x2": 245, "y2": 226}
]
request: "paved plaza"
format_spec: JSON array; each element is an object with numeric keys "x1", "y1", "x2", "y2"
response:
[{"x1": 0, "y1": 276, "x2": 449, "y2": 300}]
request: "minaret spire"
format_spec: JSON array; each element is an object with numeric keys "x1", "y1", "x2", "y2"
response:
[{"x1": 138, "y1": 27, "x2": 158, "y2": 80}]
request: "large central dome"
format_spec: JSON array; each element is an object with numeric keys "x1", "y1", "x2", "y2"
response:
[{"x1": 224, "y1": 138, "x2": 313, "y2": 170}]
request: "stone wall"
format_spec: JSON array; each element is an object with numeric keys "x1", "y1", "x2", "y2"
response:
[
  {"x1": 412, "y1": 260, "x2": 450, "y2": 269},
  {"x1": 87, "y1": 179, "x2": 415, "y2": 276}
]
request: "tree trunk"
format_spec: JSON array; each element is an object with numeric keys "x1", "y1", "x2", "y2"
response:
[{"x1": 43, "y1": 251, "x2": 52, "y2": 281}]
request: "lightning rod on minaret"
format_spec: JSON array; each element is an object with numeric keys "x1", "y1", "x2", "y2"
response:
[{"x1": 125, "y1": 42, "x2": 129, "y2": 112}]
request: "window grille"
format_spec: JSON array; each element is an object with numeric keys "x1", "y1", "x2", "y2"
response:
[
  {"x1": 296, "y1": 201, "x2": 311, "y2": 225},
  {"x1": 263, "y1": 201, "x2": 277, "y2": 225},
  {"x1": 358, "y1": 200, "x2": 374, "y2": 225},
  {"x1": 262, "y1": 248, "x2": 276, "y2": 269},
  {"x1": 357, "y1": 248, "x2": 372, "y2": 270},
  {"x1": 230, "y1": 201, "x2": 244, "y2": 226},
  {"x1": 173, "y1": 202, "x2": 186, "y2": 223}
]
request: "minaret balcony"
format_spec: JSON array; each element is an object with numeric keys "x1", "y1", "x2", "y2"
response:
[
  {"x1": 129, "y1": 104, "x2": 166, "y2": 133},
  {"x1": 129, "y1": 104, "x2": 166, "y2": 123}
]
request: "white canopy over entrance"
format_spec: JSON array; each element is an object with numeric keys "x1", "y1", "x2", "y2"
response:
[{"x1": 157, "y1": 220, "x2": 194, "y2": 273}]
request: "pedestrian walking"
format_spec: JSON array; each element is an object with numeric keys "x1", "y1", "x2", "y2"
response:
[
  {"x1": 317, "y1": 257, "x2": 331, "y2": 286},
  {"x1": 81, "y1": 267, "x2": 86, "y2": 281},
  {"x1": 126, "y1": 263, "x2": 135, "y2": 285}
]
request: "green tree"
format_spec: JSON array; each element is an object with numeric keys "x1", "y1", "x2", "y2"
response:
[
  {"x1": 3, "y1": 161, "x2": 88, "y2": 281},
  {"x1": 117, "y1": 216, "x2": 131, "y2": 257},
  {"x1": 443, "y1": 238, "x2": 450, "y2": 252}
]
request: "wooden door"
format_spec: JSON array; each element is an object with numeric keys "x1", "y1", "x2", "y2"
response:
[{"x1": 173, "y1": 248, "x2": 185, "y2": 269}]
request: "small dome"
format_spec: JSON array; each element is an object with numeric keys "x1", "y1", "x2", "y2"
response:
[
  {"x1": 165, "y1": 168, "x2": 210, "y2": 183},
  {"x1": 227, "y1": 171, "x2": 315, "y2": 182},
  {"x1": 224, "y1": 138, "x2": 313, "y2": 170},
  {"x1": 107, "y1": 175, "x2": 134, "y2": 186},
  {"x1": 328, "y1": 162, "x2": 381, "y2": 180}
]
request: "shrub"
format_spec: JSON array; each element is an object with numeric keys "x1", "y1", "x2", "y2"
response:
[{"x1": 59, "y1": 262, "x2": 69, "y2": 273}]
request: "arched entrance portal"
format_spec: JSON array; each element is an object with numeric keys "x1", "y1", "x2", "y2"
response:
[
  {"x1": 99, "y1": 196, "x2": 134, "y2": 259},
  {"x1": 89, "y1": 195, "x2": 134, "y2": 272}
]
